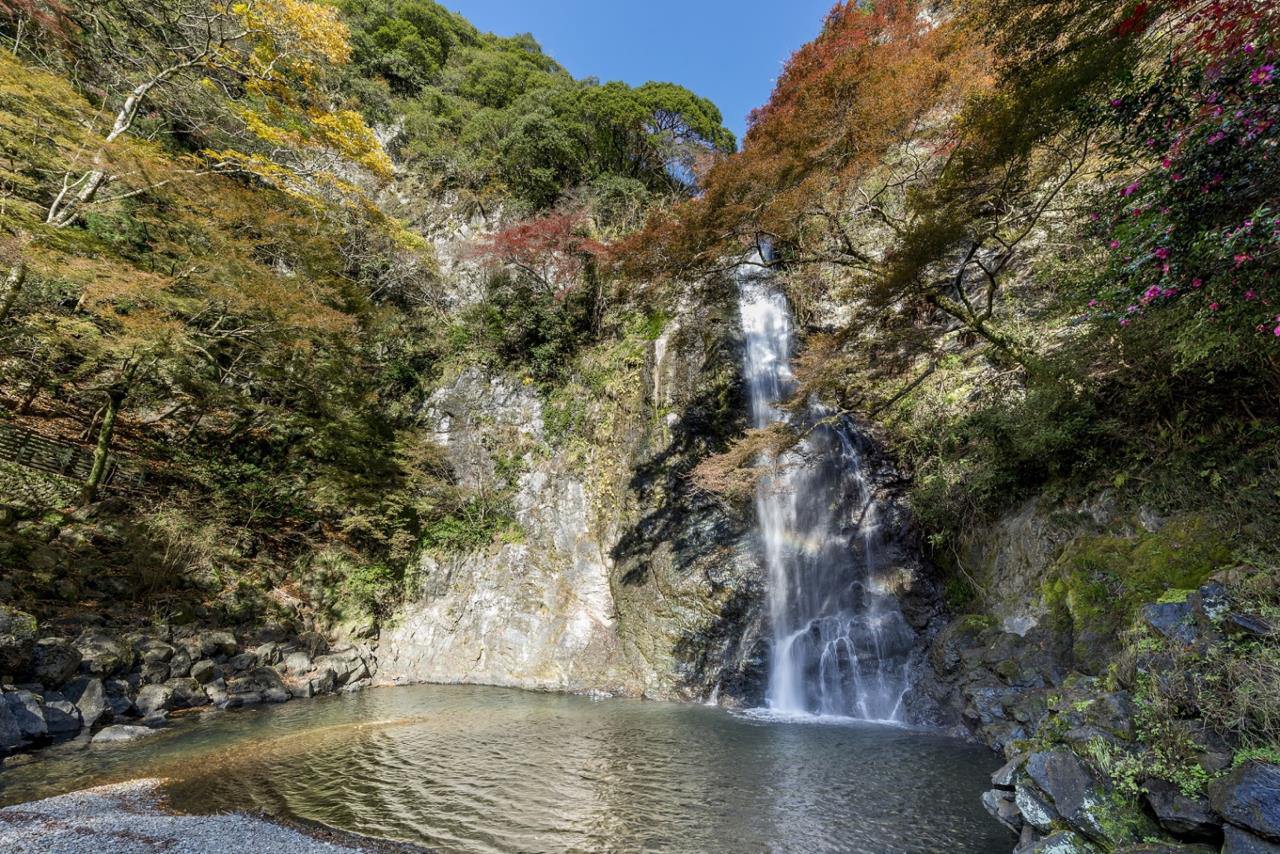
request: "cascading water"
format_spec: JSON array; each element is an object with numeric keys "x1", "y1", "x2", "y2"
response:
[{"x1": 737, "y1": 261, "x2": 915, "y2": 722}]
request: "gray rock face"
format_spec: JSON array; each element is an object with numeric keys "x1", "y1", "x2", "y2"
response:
[
  {"x1": 226, "y1": 652, "x2": 257, "y2": 672},
  {"x1": 42, "y1": 696, "x2": 82, "y2": 738},
  {"x1": 164, "y1": 677, "x2": 209, "y2": 709},
  {"x1": 92, "y1": 724, "x2": 160, "y2": 744},
  {"x1": 1223, "y1": 825, "x2": 1280, "y2": 854},
  {"x1": 1142, "y1": 603, "x2": 1198, "y2": 645},
  {"x1": 103, "y1": 679, "x2": 134, "y2": 719},
  {"x1": 1143, "y1": 778, "x2": 1221, "y2": 843},
  {"x1": 30, "y1": 638, "x2": 81, "y2": 686},
  {"x1": 63, "y1": 677, "x2": 108, "y2": 729},
  {"x1": 190, "y1": 659, "x2": 219, "y2": 684},
  {"x1": 197, "y1": 630, "x2": 238, "y2": 658},
  {"x1": 134, "y1": 684, "x2": 173, "y2": 716},
  {"x1": 281, "y1": 651, "x2": 312, "y2": 674},
  {"x1": 0, "y1": 606, "x2": 38, "y2": 677},
  {"x1": 74, "y1": 632, "x2": 134, "y2": 677},
  {"x1": 4, "y1": 691, "x2": 47, "y2": 740},
  {"x1": 167, "y1": 648, "x2": 192, "y2": 679},
  {"x1": 1014, "y1": 830, "x2": 1095, "y2": 853},
  {"x1": 222, "y1": 667, "x2": 289, "y2": 707},
  {"x1": 1211, "y1": 762, "x2": 1280, "y2": 842},
  {"x1": 0, "y1": 700, "x2": 23, "y2": 753}
]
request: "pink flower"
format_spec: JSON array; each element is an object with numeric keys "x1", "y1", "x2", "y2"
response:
[
  {"x1": 1191, "y1": 278, "x2": 1203, "y2": 289},
  {"x1": 1088, "y1": 299, "x2": 1099, "y2": 308},
  {"x1": 1274, "y1": 324, "x2": 1280, "y2": 337},
  {"x1": 1235, "y1": 253, "x2": 1253, "y2": 267},
  {"x1": 1245, "y1": 290, "x2": 1258, "y2": 301},
  {"x1": 1111, "y1": 98, "x2": 1124, "y2": 108},
  {"x1": 1120, "y1": 318, "x2": 1131, "y2": 327},
  {"x1": 1109, "y1": 240, "x2": 1121, "y2": 249},
  {"x1": 1210, "y1": 302, "x2": 1220, "y2": 311},
  {"x1": 1250, "y1": 65, "x2": 1275, "y2": 86},
  {"x1": 1154, "y1": 247, "x2": 1170, "y2": 259},
  {"x1": 1122, "y1": 181, "x2": 1141, "y2": 197}
]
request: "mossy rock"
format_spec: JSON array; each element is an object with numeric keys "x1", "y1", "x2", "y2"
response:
[{"x1": 1041, "y1": 516, "x2": 1231, "y2": 673}]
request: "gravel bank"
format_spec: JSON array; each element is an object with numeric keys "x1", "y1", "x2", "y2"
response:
[{"x1": 0, "y1": 779, "x2": 422, "y2": 853}]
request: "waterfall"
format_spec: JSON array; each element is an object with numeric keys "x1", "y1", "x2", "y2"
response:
[{"x1": 736, "y1": 262, "x2": 915, "y2": 722}]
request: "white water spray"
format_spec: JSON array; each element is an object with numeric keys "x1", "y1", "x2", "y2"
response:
[{"x1": 737, "y1": 261, "x2": 914, "y2": 722}]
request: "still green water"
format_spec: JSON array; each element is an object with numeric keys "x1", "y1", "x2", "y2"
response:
[{"x1": 0, "y1": 684, "x2": 1011, "y2": 853}]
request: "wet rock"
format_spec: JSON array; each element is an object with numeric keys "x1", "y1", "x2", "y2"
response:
[
  {"x1": 30, "y1": 638, "x2": 81, "y2": 686},
  {"x1": 74, "y1": 632, "x2": 134, "y2": 677},
  {"x1": 1223, "y1": 613, "x2": 1272, "y2": 639},
  {"x1": 141, "y1": 710, "x2": 169, "y2": 728},
  {"x1": 1025, "y1": 750, "x2": 1151, "y2": 847},
  {"x1": 1015, "y1": 830, "x2": 1097, "y2": 853},
  {"x1": 189, "y1": 659, "x2": 219, "y2": 684},
  {"x1": 1222, "y1": 825, "x2": 1280, "y2": 853},
  {"x1": 4, "y1": 690, "x2": 46, "y2": 740},
  {"x1": 42, "y1": 695, "x2": 82, "y2": 738},
  {"x1": 134, "y1": 683, "x2": 173, "y2": 716},
  {"x1": 92, "y1": 724, "x2": 160, "y2": 744},
  {"x1": 1016, "y1": 783, "x2": 1060, "y2": 833},
  {"x1": 1142, "y1": 778, "x2": 1221, "y2": 843},
  {"x1": 0, "y1": 606, "x2": 38, "y2": 677},
  {"x1": 1210, "y1": 762, "x2": 1280, "y2": 842},
  {"x1": 1142, "y1": 603, "x2": 1197, "y2": 645},
  {"x1": 1188, "y1": 581, "x2": 1229, "y2": 629},
  {"x1": 203, "y1": 677, "x2": 228, "y2": 707},
  {"x1": 994, "y1": 754, "x2": 1027, "y2": 790},
  {"x1": 63, "y1": 677, "x2": 107, "y2": 729}
]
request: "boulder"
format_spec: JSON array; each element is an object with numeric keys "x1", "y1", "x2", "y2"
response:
[
  {"x1": 30, "y1": 638, "x2": 81, "y2": 686},
  {"x1": 254, "y1": 642, "x2": 284, "y2": 666},
  {"x1": 1142, "y1": 603, "x2": 1197, "y2": 645},
  {"x1": 197, "y1": 630, "x2": 238, "y2": 658},
  {"x1": 163, "y1": 677, "x2": 209, "y2": 709},
  {"x1": 983, "y1": 788, "x2": 1023, "y2": 834},
  {"x1": 103, "y1": 679, "x2": 134, "y2": 719},
  {"x1": 140, "y1": 662, "x2": 170, "y2": 685},
  {"x1": 203, "y1": 678, "x2": 228, "y2": 707},
  {"x1": 135, "y1": 683, "x2": 173, "y2": 716},
  {"x1": 0, "y1": 606, "x2": 38, "y2": 677},
  {"x1": 139, "y1": 641, "x2": 175, "y2": 665},
  {"x1": 226, "y1": 652, "x2": 257, "y2": 672},
  {"x1": 0, "y1": 700, "x2": 23, "y2": 753},
  {"x1": 190, "y1": 659, "x2": 219, "y2": 684},
  {"x1": 1015, "y1": 830, "x2": 1096, "y2": 853},
  {"x1": 222, "y1": 666, "x2": 290, "y2": 707},
  {"x1": 1210, "y1": 762, "x2": 1280, "y2": 842},
  {"x1": 1142, "y1": 778, "x2": 1221, "y2": 843},
  {"x1": 74, "y1": 632, "x2": 134, "y2": 677},
  {"x1": 92, "y1": 724, "x2": 160, "y2": 744},
  {"x1": 4, "y1": 690, "x2": 47, "y2": 740},
  {"x1": 63, "y1": 676, "x2": 108, "y2": 729},
  {"x1": 42, "y1": 695, "x2": 82, "y2": 738},
  {"x1": 1223, "y1": 613, "x2": 1272, "y2": 639},
  {"x1": 168, "y1": 648, "x2": 192, "y2": 679},
  {"x1": 281, "y1": 651, "x2": 313, "y2": 674},
  {"x1": 1188, "y1": 581, "x2": 1229, "y2": 628},
  {"x1": 1222, "y1": 825, "x2": 1280, "y2": 854},
  {"x1": 1025, "y1": 750, "x2": 1152, "y2": 847}
]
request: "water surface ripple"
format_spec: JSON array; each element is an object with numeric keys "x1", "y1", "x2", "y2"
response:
[{"x1": 0, "y1": 685, "x2": 1010, "y2": 853}]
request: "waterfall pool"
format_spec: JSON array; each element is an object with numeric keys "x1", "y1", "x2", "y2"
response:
[{"x1": 0, "y1": 684, "x2": 1011, "y2": 853}]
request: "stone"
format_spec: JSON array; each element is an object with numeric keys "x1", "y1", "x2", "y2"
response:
[
  {"x1": 189, "y1": 659, "x2": 219, "y2": 684},
  {"x1": 0, "y1": 700, "x2": 23, "y2": 753},
  {"x1": 203, "y1": 678, "x2": 228, "y2": 707},
  {"x1": 74, "y1": 632, "x2": 134, "y2": 677},
  {"x1": 0, "y1": 606, "x2": 38, "y2": 677},
  {"x1": 167, "y1": 648, "x2": 192, "y2": 679},
  {"x1": 103, "y1": 678, "x2": 134, "y2": 719},
  {"x1": 139, "y1": 641, "x2": 175, "y2": 665},
  {"x1": 222, "y1": 667, "x2": 290, "y2": 707},
  {"x1": 42, "y1": 696, "x2": 82, "y2": 738},
  {"x1": 281, "y1": 651, "x2": 313, "y2": 674},
  {"x1": 1210, "y1": 762, "x2": 1280, "y2": 842},
  {"x1": 30, "y1": 638, "x2": 81, "y2": 686},
  {"x1": 1142, "y1": 602, "x2": 1197, "y2": 645},
  {"x1": 226, "y1": 652, "x2": 257, "y2": 672},
  {"x1": 1223, "y1": 613, "x2": 1272, "y2": 638},
  {"x1": 141, "y1": 710, "x2": 169, "y2": 728},
  {"x1": 1223, "y1": 825, "x2": 1280, "y2": 854},
  {"x1": 1118, "y1": 844, "x2": 1218, "y2": 853},
  {"x1": 140, "y1": 662, "x2": 170, "y2": 685},
  {"x1": 1015, "y1": 830, "x2": 1096, "y2": 853},
  {"x1": 163, "y1": 677, "x2": 209, "y2": 709},
  {"x1": 1016, "y1": 783, "x2": 1059, "y2": 833},
  {"x1": 297, "y1": 631, "x2": 329, "y2": 658},
  {"x1": 4, "y1": 690, "x2": 47, "y2": 740},
  {"x1": 983, "y1": 788, "x2": 1023, "y2": 834},
  {"x1": 1188, "y1": 581, "x2": 1230, "y2": 627},
  {"x1": 254, "y1": 642, "x2": 284, "y2": 666},
  {"x1": 197, "y1": 630, "x2": 238, "y2": 658},
  {"x1": 92, "y1": 724, "x2": 161, "y2": 744},
  {"x1": 1025, "y1": 750, "x2": 1150, "y2": 847},
  {"x1": 1142, "y1": 778, "x2": 1220, "y2": 843},
  {"x1": 63, "y1": 677, "x2": 108, "y2": 729},
  {"x1": 134, "y1": 683, "x2": 173, "y2": 716}
]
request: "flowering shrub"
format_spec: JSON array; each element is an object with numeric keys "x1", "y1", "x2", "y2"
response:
[{"x1": 1088, "y1": 3, "x2": 1280, "y2": 351}]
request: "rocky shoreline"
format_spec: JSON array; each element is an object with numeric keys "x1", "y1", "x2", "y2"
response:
[
  {"x1": 0, "y1": 606, "x2": 377, "y2": 760},
  {"x1": 923, "y1": 575, "x2": 1280, "y2": 853},
  {"x1": 0, "y1": 779, "x2": 425, "y2": 853}
]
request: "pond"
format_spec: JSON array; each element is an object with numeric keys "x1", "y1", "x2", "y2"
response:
[{"x1": 0, "y1": 684, "x2": 1011, "y2": 853}]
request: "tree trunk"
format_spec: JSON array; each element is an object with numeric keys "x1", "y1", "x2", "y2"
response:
[
  {"x1": 81, "y1": 386, "x2": 125, "y2": 505},
  {"x1": 0, "y1": 259, "x2": 26, "y2": 325},
  {"x1": 18, "y1": 364, "x2": 46, "y2": 414}
]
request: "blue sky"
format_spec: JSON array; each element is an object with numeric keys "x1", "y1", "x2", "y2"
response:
[{"x1": 442, "y1": 1, "x2": 835, "y2": 144}]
